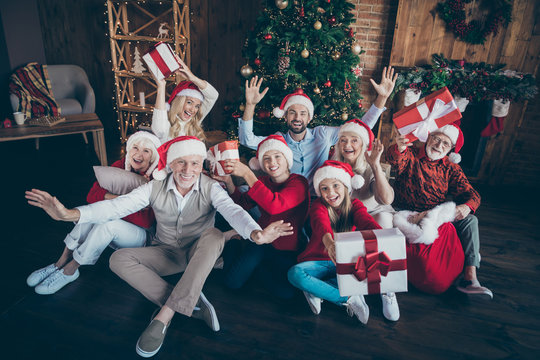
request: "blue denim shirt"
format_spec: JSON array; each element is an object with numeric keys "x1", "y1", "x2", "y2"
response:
[{"x1": 238, "y1": 104, "x2": 385, "y2": 193}]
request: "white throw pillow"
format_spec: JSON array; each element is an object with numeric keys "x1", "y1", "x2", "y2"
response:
[{"x1": 93, "y1": 166, "x2": 148, "y2": 195}]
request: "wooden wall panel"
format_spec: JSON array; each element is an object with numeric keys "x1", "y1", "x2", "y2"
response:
[{"x1": 388, "y1": 0, "x2": 540, "y2": 185}]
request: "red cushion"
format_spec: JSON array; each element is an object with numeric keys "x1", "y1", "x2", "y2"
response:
[{"x1": 406, "y1": 223, "x2": 464, "y2": 294}]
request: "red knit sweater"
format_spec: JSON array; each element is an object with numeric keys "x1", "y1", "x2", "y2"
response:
[
  {"x1": 86, "y1": 158, "x2": 155, "y2": 229},
  {"x1": 297, "y1": 198, "x2": 381, "y2": 263},
  {"x1": 386, "y1": 144, "x2": 481, "y2": 213},
  {"x1": 231, "y1": 173, "x2": 310, "y2": 251}
]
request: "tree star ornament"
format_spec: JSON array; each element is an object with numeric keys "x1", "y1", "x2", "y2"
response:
[{"x1": 351, "y1": 64, "x2": 363, "y2": 78}]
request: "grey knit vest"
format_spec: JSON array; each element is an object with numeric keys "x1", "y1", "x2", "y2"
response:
[{"x1": 149, "y1": 173, "x2": 216, "y2": 247}]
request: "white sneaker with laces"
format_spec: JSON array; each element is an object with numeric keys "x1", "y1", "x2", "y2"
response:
[
  {"x1": 345, "y1": 295, "x2": 369, "y2": 324},
  {"x1": 34, "y1": 269, "x2": 80, "y2": 295},
  {"x1": 26, "y1": 263, "x2": 58, "y2": 287},
  {"x1": 303, "y1": 291, "x2": 322, "y2": 315},
  {"x1": 381, "y1": 292, "x2": 400, "y2": 321}
]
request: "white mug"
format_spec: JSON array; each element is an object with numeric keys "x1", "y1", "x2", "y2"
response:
[{"x1": 13, "y1": 112, "x2": 27, "y2": 125}]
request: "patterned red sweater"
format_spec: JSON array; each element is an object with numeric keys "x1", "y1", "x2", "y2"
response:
[
  {"x1": 297, "y1": 198, "x2": 381, "y2": 263},
  {"x1": 86, "y1": 158, "x2": 155, "y2": 229},
  {"x1": 231, "y1": 173, "x2": 310, "y2": 251},
  {"x1": 386, "y1": 144, "x2": 481, "y2": 213}
]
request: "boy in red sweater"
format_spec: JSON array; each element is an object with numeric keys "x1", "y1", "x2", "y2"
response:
[{"x1": 214, "y1": 135, "x2": 310, "y2": 298}]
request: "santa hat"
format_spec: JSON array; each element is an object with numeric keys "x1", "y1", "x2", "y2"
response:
[
  {"x1": 431, "y1": 121, "x2": 464, "y2": 164},
  {"x1": 272, "y1": 88, "x2": 314, "y2": 119},
  {"x1": 152, "y1": 136, "x2": 207, "y2": 180},
  {"x1": 313, "y1": 160, "x2": 365, "y2": 197},
  {"x1": 166, "y1": 81, "x2": 204, "y2": 111},
  {"x1": 338, "y1": 118, "x2": 375, "y2": 151},
  {"x1": 125, "y1": 131, "x2": 162, "y2": 176},
  {"x1": 248, "y1": 134, "x2": 293, "y2": 171}
]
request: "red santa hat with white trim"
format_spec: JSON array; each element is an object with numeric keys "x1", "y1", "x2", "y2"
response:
[
  {"x1": 313, "y1": 160, "x2": 365, "y2": 197},
  {"x1": 338, "y1": 118, "x2": 375, "y2": 151},
  {"x1": 166, "y1": 80, "x2": 204, "y2": 111},
  {"x1": 152, "y1": 135, "x2": 207, "y2": 180},
  {"x1": 248, "y1": 134, "x2": 293, "y2": 171},
  {"x1": 272, "y1": 88, "x2": 314, "y2": 119},
  {"x1": 431, "y1": 121, "x2": 464, "y2": 164},
  {"x1": 125, "y1": 131, "x2": 162, "y2": 176}
]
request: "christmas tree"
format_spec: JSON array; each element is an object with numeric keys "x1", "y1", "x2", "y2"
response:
[
  {"x1": 132, "y1": 47, "x2": 146, "y2": 74},
  {"x1": 225, "y1": 0, "x2": 365, "y2": 137}
]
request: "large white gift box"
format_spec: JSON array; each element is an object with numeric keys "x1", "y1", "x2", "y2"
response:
[
  {"x1": 335, "y1": 228, "x2": 408, "y2": 296},
  {"x1": 143, "y1": 42, "x2": 181, "y2": 80}
]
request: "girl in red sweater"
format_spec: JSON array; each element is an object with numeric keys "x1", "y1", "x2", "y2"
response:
[
  {"x1": 214, "y1": 135, "x2": 310, "y2": 299},
  {"x1": 26, "y1": 131, "x2": 160, "y2": 295},
  {"x1": 288, "y1": 160, "x2": 400, "y2": 323}
]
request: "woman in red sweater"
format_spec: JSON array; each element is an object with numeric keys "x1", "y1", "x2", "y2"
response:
[
  {"x1": 26, "y1": 131, "x2": 161, "y2": 295},
  {"x1": 213, "y1": 135, "x2": 310, "y2": 299},
  {"x1": 288, "y1": 160, "x2": 400, "y2": 323}
]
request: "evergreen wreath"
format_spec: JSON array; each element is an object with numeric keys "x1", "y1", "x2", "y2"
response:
[{"x1": 436, "y1": 0, "x2": 512, "y2": 45}]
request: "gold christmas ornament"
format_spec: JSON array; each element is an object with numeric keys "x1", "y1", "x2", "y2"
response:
[
  {"x1": 351, "y1": 43, "x2": 362, "y2": 55},
  {"x1": 341, "y1": 112, "x2": 349, "y2": 121},
  {"x1": 239, "y1": 104, "x2": 245, "y2": 111},
  {"x1": 301, "y1": 49, "x2": 310, "y2": 58},
  {"x1": 313, "y1": 21, "x2": 322, "y2": 30},
  {"x1": 275, "y1": 0, "x2": 288, "y2": 10},
  {"x1": 240, "y1": 64, "x2": 253, "y2": 78},
  {"x1": 313, "y1": 86, "x2": 321, "y2": 94},
  {"x1": 331, "y1": 51, "x2": 341, "y2": 60}
]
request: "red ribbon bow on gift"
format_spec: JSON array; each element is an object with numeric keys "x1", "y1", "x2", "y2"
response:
[{"x1": 336, "y1": 230, "x2": 406, "y2": 294}]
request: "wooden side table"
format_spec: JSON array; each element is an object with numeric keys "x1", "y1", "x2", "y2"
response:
[{"x1": 0, "y1": 113, "x2": 108, "y2": 166}]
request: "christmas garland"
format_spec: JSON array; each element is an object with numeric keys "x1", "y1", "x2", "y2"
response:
[{"x1": 436, "y1": 0, "x2": 512, "y2": 45}]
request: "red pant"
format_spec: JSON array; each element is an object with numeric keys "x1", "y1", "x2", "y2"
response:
[{"x1": 406, "y1": 223, "x2": 464, "y2": 294}]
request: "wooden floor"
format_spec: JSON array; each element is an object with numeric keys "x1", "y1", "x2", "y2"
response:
[{"x1": 1, "y1": 135, "x2": 539, "y2": 360}]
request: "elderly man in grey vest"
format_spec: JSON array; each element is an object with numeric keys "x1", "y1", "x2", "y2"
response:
[{"x1": 26, "y1": 135, "x2": 293, "y2": 358}]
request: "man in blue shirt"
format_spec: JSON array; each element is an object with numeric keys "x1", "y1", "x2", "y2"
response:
[{"x1": 238, "y1": 67, "x2": 398, "y2": 193}]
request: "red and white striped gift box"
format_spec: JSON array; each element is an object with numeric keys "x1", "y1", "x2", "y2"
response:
[
  {"x1": 207, "y1": 141, "x2": 240, "y2": 176},
  {"x1": 143, "y1": 42, "x2": 181, "y2": 80}
]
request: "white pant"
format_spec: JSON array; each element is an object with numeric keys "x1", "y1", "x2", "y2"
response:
[{"x1": 64, "y1": 220, "x2": 147, "y2": 266}]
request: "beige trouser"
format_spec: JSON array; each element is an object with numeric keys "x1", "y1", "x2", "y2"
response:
[{"x1": 109, "y1": 227, "x2": 225, "y2": 316}]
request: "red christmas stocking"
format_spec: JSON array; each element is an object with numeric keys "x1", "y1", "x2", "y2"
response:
[{"x1": 480, "y1": 116, "x2": 505, "y2": 137}]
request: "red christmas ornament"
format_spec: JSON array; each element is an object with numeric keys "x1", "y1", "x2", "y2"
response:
[
  {"x1": 358, "y1": 99, "x2": 363, "y2": 108},
  {"x1": 300, "y1": 6, "x2": 305, "y2": 17},
  {"x1": 458, "y1": 59, "x2": 465, "y2": 67},
  {"x1": 232, "y1": 112, "x2": 241, "y2": 119},
  {"x1": 328, "y1": 16, "x2": 336, "y2": 25},
  {"x1": 254, "y1": 58, "x2": 262, "y2": 66},
  {"x1": 295, "y1": 88, "x2": 305, "y2": 94},
  {"x1": 324, "y1": 80, "x2": 332, "y2": 87},
  {"x1": 3, "y1": 119, "x2": 12, "y2": 128},
  {"x1": 326, "y1": 0, "x2": 331, "y2": 3},
  {"x1": 263, "y1": 33, "x2": 272, "y2": 40},
  {"x1": 344, "y1": 79, "x2": 351, "y2": 92},
  {"x1": 257, "y1": 109, "x2": 270, "y2": 119},
  {"x1": 348, "y1": 28, "x2": 354, "y2": 37}
]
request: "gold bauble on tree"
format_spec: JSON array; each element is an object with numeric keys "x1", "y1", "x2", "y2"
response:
[
  {"x1": 240, "y1": 64, "x2": 253, "y2": 78},
  {"x1": 351, "y1": 43, "x2": 362, "y2": 55},
  {"x1": 313, "y1": 20, "x2": 322, "y2": 30},
  {"x1": 275, "y1": 0, "x2": 288, "y2": 10},
  {"x1": 313, "y1": 86, "x2": 321, "y2": 94},
  {"x1": 341, "y1": 112, "x2": 349, "y2": 121},
  {"x1": 301, "y1": 49, "x2": 310, "y2": 58},
  {"x1": 239, "y1": 104, "x2": 245, "y2": 111},
  {"x1": 331, "y1": 51, "x2": 341, "y2": 60}
]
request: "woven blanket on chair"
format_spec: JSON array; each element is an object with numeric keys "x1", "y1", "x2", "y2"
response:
[{"x1": 9, "y1": 62, "x2": 60, "y2": 118}]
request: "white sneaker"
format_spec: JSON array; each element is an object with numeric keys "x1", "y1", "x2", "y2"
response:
[
  {"x1": 26, "y1": 263, "x2": 58, "y2": 287},
  {"x1": 34, "y1": 269, "x2": 80, "y2": 295},
  {"x1": 345, "y1": 295, "x2": 369, "y2": 324},
  {"x1": 192, "y1": 292, "x2": 220, "y2": 331},
  {"x1": 381, "y1": 292, "x2": 400, "y2": 321},
  {"x1": 303, "y1": 291, "x2": 322, "y2": 315}
]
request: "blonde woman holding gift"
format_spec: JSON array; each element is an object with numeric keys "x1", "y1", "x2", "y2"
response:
[
  {"x1": 151, "y1": 55, "x2": 218, "y2": 143},
  {"x1": 287, "y1": 160, "x2": 400, "y2": 324},
  {"x1": 331, "y1": 118, "x2": 395, "y2": 228}
]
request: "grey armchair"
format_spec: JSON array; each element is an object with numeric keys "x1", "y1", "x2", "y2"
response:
[{"x1": 10, "y1": 64, "x2": 95, "y2": 148}]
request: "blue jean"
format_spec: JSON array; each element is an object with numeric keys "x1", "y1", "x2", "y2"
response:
[
  {"x1": 287, "y1": 260, "x2": 348, "y2": 305},
  {"x1": 223, "y1": 240, "x2": 297, "y2": 299}
]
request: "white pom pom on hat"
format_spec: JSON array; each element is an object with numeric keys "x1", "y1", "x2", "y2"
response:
[
  {"x1": 313, "y1": 160, "x2": 365, "y2": 197},
  {"x1": 152, "y1": 136, "x2": 207, "y2": 180},
  {"x1": 272, "y1": 88, "x2": 314, "y2": 119},
  {"x1": 249, "y1": 134, "x2": 293, "y2": 171}
]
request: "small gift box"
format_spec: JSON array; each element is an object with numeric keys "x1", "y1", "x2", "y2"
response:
[
  {"x1": 335, "y1": 228, "x2": 407, "y2": 296},
  {"x1": 207, "y1": 141, "x2": 239, "y2": 176},
  {"x1": 143, "y1": 42, "x2": 181, "y2": 80},
  {"x1": 393, "y1": 87, "x2": 462, "y2": 143}
]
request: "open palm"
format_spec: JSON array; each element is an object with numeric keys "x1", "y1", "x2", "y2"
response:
[{"x1": 370, "y1": 66, "x2": 398, "y2": 98}]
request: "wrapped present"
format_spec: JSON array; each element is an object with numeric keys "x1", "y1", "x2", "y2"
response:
[
  {"x1": 393, "y1": 87, "x2": 462, "y2": 143},
  {"x1": 335, "y1": 228, "x2": 407, "y2": 296},
  {"x1": 143, "y1": 42, "x2": 181, "y2": 80},
  {"x1": 207, "y1": 141, "x2": 239, "y2": 176}
]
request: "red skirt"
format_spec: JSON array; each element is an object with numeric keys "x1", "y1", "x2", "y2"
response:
[{"x1": 406, "y1": 223, "x2": 464, "y2": 294}]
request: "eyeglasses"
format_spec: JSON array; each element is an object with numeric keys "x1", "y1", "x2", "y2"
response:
[{"x1": 430, "y1": 135, "x2": 452, "y2": 149}]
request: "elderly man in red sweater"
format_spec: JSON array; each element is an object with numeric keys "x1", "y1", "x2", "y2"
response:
[{"x1": 387, "y1": 122, "x2": 492, "y2": 299}]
